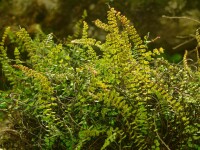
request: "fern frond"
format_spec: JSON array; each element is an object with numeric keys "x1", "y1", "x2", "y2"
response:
[
  {"x1": 0, "y1": 27, "x2": 18, "y2": 84},
  {"x1": 67, "y1": 10, "x2": 87, "y2": 42},
  {"x1": 13, "y1": 64, "x2": 53, "y2": 94},
  {"x1": 0, "y1": 27, "x2": 10, "y2": 46},
  {"x1": 16, "y1": 28, "x2": 37, "y2": 59},
  {"x1": 183, "y1": 50, "x2": 192, "y2": 75},
  {"x1": 195, "y1": 29, "x2": 200, "y2": 67},
  {"x1": 14, "y1": 47, "x2": 21, "y2": 64},
  {"x1": 195, "y1": 28, "x2": 200, "y2": 47},
  {"x1": 101, "y1": 127, "x2": 121, "y2": 150}
]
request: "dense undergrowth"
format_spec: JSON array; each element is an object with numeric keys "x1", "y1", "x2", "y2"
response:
[{"x1": 0, "y1": 7, "x2": 200, "y2": 150}]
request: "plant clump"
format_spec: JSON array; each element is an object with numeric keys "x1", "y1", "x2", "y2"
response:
[{"x1": 0, "y1": 7, "x2": 199, "y2": 150}]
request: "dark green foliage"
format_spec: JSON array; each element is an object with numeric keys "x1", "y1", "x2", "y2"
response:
[{"x1": 0, "y1": 7, "x2": 200, "y2": 150}]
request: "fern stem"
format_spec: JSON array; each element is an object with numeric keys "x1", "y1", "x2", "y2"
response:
[
  {"x1": 162, "y1": 15, "x2": 200, "y2": 24},
  {"x1": 153, "y1": 116, "x2": 171, "y2": 150}
]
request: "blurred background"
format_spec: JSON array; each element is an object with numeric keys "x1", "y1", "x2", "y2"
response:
[{"x1": 0, "y1": 0, "x2": 200, "y2": 60}]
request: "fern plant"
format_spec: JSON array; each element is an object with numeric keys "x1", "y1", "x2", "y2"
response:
[{"x1": 0, "y1": 7, "x2": 199, "y2": 150}]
